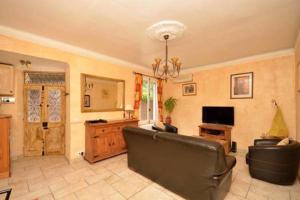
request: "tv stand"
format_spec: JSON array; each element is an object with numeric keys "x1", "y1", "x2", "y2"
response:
[{"x1": 198, "y1": 123, "x2": 232, "y2": 152}]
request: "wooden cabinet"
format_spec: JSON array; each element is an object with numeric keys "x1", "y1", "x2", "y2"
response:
[
  {"x1": 0, "y1": 115, "x2": 11, "y2": 179},
  {"x1": 0, "y1": 64, "x2": 14, "y2": 96},
  {"x1": 85, "y1": 119, "x2": 138, "y2": 163}
]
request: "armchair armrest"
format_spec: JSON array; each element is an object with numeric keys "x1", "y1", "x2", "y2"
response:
[
  {"x1": 254, "y1": 139, "x2": 281, "y2": 146},
  {"x1": 247, "y1": 145, "x2": 299, "y2": 165}
]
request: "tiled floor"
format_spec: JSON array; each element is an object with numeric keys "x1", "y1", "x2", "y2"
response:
[{"x1": 0, "y1": 152, "x2": 299, "y2": 200}]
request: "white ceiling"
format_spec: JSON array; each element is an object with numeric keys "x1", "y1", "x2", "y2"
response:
[{"x1": 0, "y1": 0, "x2": 299, "y2": 69}]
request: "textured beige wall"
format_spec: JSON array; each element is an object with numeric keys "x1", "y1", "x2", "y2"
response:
[
  {"x1": 296, "y1": 31, "x2": 300, "y2": 142},
  {"x1": 164, "y1": 55, "x2": 297, "y2": 150},
  {"x1": 0, "y1": 34, "x2": 150, "y2": 160}
]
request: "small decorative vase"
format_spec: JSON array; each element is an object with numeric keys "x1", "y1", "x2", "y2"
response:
[{"x1": 165, "y1": 116, "x2": 172, "y2": 124}]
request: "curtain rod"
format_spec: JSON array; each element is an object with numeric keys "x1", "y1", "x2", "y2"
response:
[{"x1": 132, "y1": 71, "x2": 162, "y2": 80}]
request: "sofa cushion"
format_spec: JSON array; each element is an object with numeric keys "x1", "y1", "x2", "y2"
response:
[{"x1": 277, "y1": 138, "x2": 289, "y2": 146}]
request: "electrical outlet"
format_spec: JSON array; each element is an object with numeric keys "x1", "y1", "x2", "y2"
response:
[{"x1": 76, "y1": 151, "x2": 84, "y2": 157}]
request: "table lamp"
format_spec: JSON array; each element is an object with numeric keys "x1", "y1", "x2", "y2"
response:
[{"x1": 125, "y1": 104, "x2": 134, "y2": 119}]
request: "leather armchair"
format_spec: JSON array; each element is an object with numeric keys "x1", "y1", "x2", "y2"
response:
[{"x1": 246, "y1": 139, "x2": 300, "y2": 185}]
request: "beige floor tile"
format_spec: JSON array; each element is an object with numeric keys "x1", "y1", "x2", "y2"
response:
[
  {"x1": 13, "y1": 188, "x2": 51, "y2": 200},
  {"x1": 9, "y1": 181, "x2": 29, "y2": 198},
  {"x1": 291, "y1": 190, "x2": 300, "y2": 200},
  {"x1": 111, "y1": 174, "x2": 149, "y2": 198},
  {"x1": 230, "y1": 179, "x2": 250, "y2": 198},
  {"x1": 225, "y1": 192, "x2": 246, "y2": 200},
  {"x1": 64, "y1": 167, "x2": 96, "y2": 184},
  {"x1": 38, "y1": 193, "x2": 55, "y2": 200},
  {"x1": 246, "y1": 190, "x2": 268, "y2": 200},
  {"x1": 7, "y1": 153, "x2": 300, "y2": 200},
  {"x1": 75, "y1": 180, "x2": 117, "y2": 200},
  {"x1": 129, "y1": 185, "x2": 173, "y2": 200},
  {"x1": 52, "y1": 180, "x2": 88, "y2": 199},
  {"x1": 48, "y1": 177, "x2": 69, "y2": 192},
  {"x1": 249, "y1": 183, "x2": 290, "y2": 200},
  {"x1": 234, "y1": 170, "x2": 252, "y2": 184},
  {"x1": 56, "y1": 193, "x2": 78, "y2": 200},
  {"x1": 70, "y1": 159, "x2": 92, "y2": 170},
  {"x1": 104, "y1": 174, "x2": 121, "y2": 185},
  {"x1": 0, "y1": 179, "x2": 8, "y2": 188},
  {"x1": 105, "y1": 192, "x2": 126, "y2": 200}
]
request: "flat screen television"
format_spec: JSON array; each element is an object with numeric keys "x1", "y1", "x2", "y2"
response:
[{"x1": 202, "y1": 106, "x2": 234, "y2": 126}]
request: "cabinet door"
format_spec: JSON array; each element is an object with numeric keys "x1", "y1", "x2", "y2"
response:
[
  {"x1": 0, "y1": 118, "x2": 10, "y2": 178},
  {"x1": 113, "y1": 132, "x2": 126, "y2": 152},
  {"x1": 0, "y1": 64, "x2": 14, "y2": 96},
  {"x1": 92, "y1": 133, "x2": 111, "y2": 158}
]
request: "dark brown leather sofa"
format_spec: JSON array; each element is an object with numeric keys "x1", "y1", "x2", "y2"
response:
[
  {"x1": 246, "y1": 139, "x2": 300, "y2": 185},
  {"x1": 123, "y1": 127, "x2": 236, "y2": 200}
]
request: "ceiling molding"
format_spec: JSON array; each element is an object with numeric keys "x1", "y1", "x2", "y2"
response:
[
  {"x1": 181, "y1": 48, "x2": 295, "y2": 74},
  {"x1": 0, "y1": 25, "x2": 296, "y2": 75},
  {"x1": 0, "y1": 25, "x2": 151, "y2": 72}
]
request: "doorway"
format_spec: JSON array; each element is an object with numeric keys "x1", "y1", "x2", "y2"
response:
[{"x1": 23, "y1": 71, "x2": 65, "y2": 156}]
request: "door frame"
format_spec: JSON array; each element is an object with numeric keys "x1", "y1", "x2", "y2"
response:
[{"x1": 23, "y1": 71, "x2": 66, "y2": 156}]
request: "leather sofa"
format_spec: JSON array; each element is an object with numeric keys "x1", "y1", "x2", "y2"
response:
[
  {"x1": 123, "y1": 126, "x2": 236, "y2": 200},
  {"x1": 246, "y1": 139, "x2": 300, "y2": 185}
]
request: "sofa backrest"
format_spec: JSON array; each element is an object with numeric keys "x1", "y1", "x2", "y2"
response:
[{"x1": 123, "y1": 126, "x2": 227, "y2": 179}]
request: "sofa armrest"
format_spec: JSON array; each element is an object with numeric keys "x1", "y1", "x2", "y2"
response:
[
  {"x1": 164, "y1": 123, "x2": 178, "y2": 134},
  {"x1": 213, "y1": 155, "x2": 236, "y2": 181},
  {"x1": 152, "y1": 126, "x2": 164, "y2": 132},
  {"x1": 254, "y1": 139, "x2": 281, "y2": 146}
]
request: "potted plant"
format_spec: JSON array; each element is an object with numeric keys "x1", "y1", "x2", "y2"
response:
[{"x1": 164, "y1": 97, "x2": 177, "y2": 124}]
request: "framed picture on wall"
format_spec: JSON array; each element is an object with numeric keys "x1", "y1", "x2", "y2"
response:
[
  {"x1": 230, "y1": 72, "x2": 253, "y2": 99},
  {"x1": 84, "y1": 95, "x2": 90, "y2": 107},
  {"x1": 182, "y1": 83, "x2": 197, "y2": 96}
]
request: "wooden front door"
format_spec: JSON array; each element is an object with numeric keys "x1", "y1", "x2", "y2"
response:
[{"x1": 24, "y1": 85, "x2": 65, "y2": 156}]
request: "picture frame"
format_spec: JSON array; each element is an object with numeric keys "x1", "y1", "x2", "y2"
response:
[
  {"x1": 182, "y1": 83, "x2": 197, "y2": 96},
  {"x1": 230, "y1": 72, "x2": 253, "y2": 99},
  {"x1": 84, "y1": 95, "x2": 90, "y2": 107}
]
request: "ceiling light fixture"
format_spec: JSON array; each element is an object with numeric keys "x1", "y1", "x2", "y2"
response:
[{"x1": 147, "y1": 20, "x2": 186, "y2": 80}]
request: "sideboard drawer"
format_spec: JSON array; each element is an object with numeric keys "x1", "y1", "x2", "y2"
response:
[
  {"x1": 111, "y1": 125, "x2": 122, "y2": 132},
  {"x1": 95, "y1": 127, "x2": 111, "y2": 136}
]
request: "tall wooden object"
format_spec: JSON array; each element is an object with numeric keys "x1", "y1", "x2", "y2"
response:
[
  {"x1": 85, "y1": 119, "x2": 138, "y2": 163},
  {"x1": 0, "y1": 115, "x2": 11, "y2": 179},
  {"x1": 199, "y1": 123, "x2": 232, "y2": 152},
  {"x1": 0, "y1": 64, "x2": 14, "y2": 96}
]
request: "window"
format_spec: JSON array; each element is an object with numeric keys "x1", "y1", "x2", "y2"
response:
[{"x1": 140, "y1": 77, "x2": 158, "y2": 125}]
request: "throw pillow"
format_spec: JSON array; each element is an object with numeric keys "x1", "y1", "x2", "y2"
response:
[
  {"x1": 277, "y1": 138, "x2": 289, "y2": 146},
  {"x1": 154, "y1": 120, "x2": 165, "y2": 130}
]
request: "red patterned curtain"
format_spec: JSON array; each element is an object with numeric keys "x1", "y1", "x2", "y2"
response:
[
  {"x1": 157, "y1": 79, "x2": 163, "y2": 122},
  {"x1": 133, "y1": 73, "x2": 143, "y2": 119}
]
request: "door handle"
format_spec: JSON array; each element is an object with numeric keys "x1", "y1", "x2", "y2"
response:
[{"x1": 93, "y1": 136, "x2": 99, "y2": 138}]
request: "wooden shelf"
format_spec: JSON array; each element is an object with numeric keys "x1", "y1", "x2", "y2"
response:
[{"x1": 198, "y1": 123, "x2": 232, "y2": 152}]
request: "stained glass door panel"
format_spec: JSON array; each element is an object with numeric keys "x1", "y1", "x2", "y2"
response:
[
  {"x1": 24, "y1": 86, "x2": 43, "y2": 156},
  {"x1": 44, "y1": 86, "x2": 65, "y2": 154}
]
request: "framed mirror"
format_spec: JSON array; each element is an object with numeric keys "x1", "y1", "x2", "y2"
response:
[{"x1": 81, "y1": 74, "x2": 125, "y2": 112}]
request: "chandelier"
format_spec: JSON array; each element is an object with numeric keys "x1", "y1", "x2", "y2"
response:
[
  {"x1": 147, "y1": 20, "x2": 186, "y2": 80},
  {"x1": 152, "y1": 34, "x2": 181, "y2": 80}
]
